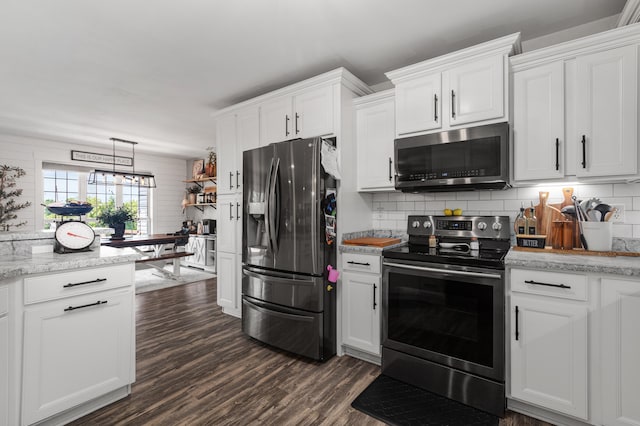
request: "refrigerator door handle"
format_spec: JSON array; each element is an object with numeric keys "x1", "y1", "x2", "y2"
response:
[
  {"x1": 264, "y1": 158, "x2": 275, "y2": 253},
  {"x1": 269, "y1": 158, "x2": 280, "y2": 254}
]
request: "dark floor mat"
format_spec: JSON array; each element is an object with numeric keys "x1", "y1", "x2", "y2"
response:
[{"x1": 351, "y1": 374, "x2": 499, "y2": 426}]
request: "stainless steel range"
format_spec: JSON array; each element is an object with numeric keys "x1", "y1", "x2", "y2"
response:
[{"x1": 381, "y1": 215, "x2": 511, "y2": 417}]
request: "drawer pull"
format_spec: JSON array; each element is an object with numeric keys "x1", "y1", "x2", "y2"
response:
[
  {"x1": 373, "y1": 283, "x2": 377, "y2": 310},
  {"x1": 347, "y1": 261, "x2": 370, "y2": 266},
  {"x1": 64, "y1": 300, "x2": 108, "y2": 312},
  {"x1": 524, "y1": 279, "x2": 571, "y2": 289},
  {"x1": 63, "y1": 278, "x2": 107, "y2": 288}
]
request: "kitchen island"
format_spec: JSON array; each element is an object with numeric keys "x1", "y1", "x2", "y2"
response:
[{"x1": 0, "y1": 231, "x2": 140, "y2": 426}]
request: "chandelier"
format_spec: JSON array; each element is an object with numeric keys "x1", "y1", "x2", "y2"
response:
[{"x1": 87, "y1": 138, "x2": 157, "y2": 188}]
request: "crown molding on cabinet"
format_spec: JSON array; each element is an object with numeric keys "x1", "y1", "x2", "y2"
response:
[
  {"x1": 385, "y1": 32, "x2": 521, "y2": 84},
  {"x1": 511, "y1": 22, "x2": 640, "y2": 71},
  {"x1": 618, "y1": 0, "x2": 640, "y2": 27},
  {"x1": 211, "y1": 67, "x2": 373, "y2": 118},
  {"x1": 352, "y1": 89, "x2": 394, "y2": 107}
]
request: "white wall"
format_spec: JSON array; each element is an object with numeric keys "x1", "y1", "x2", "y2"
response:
[
  {"x1": 521, "y1": 14, "x2": 619, "y2": 52},
  {"x1": 0, "y1": 133, "x2": 187, "y2": 234},
  {"x1": 371, "y1": 183, "x2": 640, "y2": 238}
]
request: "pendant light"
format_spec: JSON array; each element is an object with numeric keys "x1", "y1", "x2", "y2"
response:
[{"x1": 88, "y1": 138, "x2": 157, "y2": 188}]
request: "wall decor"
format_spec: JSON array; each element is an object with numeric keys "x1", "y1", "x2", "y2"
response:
[
  {"x1": 192, "y1": 159, "x2": 205, "y2": 178},
  {"x1": 71, "y1": 150, "x2": 133, "y2": 166}
]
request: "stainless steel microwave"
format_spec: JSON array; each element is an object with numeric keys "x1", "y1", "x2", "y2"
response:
[{"x1": 394, "y1": 122, "x2": 510, "y2": 192}]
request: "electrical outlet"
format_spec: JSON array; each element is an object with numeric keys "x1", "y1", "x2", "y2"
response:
[{"x1": 610, "y1": 204, "x2": 625, "y2": 223}]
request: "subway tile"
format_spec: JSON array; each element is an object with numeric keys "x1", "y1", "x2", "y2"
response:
[
  {"x1": 624, "y1": 211, "x2": 640, "y2": 225},
  {"x1": 378, "y1": 219, "x2": 396, "y2": 229},
  {"x1": 612, "y1": 224, "x2": 632, "y2": 238},
  {"x1": 404, "y1": 193, "x2": 425, "y2": 201},
  {"x1": 516, "y1": 186, "x2": 543, "y2": 200},
  {"x1": 468, "y1": 200, "x2": 504, "y2": 211},
  {"x1": 491, "y1": 189, "x2": 518, "y2": 200},
  {"x1": 380, "y1": 201, "x2": 397, "y2": 211},
  {"x1": 414, "y1": 201, "x2": 427, "y2": 212},
  {"x1": 388, "y1": 193, "x2": 406, "y2": 202},
  {"x1": 598, "y1": 197, "x2": 633, "y2": 210},
  {"x1": 634, "y1": 225, "x2": 640, "y2": 238},
  {"x1": 504, "y1": 200, "x2": 525, "y2": 212},
  {"x1": 575, "y1": 184, "x2": 613, "y2": 198},
  {"x1": 372, "y1": 211, "x2": 385, "y2": 220},
  {"x1": 388, "y1": 212, "x2": 406, "y2": 221},
  {"x1": 425, "y1": 201, "x2": 446, "y2": 211},
  {"x1": 456, "y1": 192, "x2": 479, "y2": 200},
  {"x1": 479, "y1": 192, "x2": 492, "y2": 200},
  {"x1": 434, "y1": 193, "x2": 456, "y2": 201},
  {"x1": 397, "y1": 201, "x2": 415, "y2": 211},
  {"x1": 372, "y1": 193, "x2": 389, "y2": 202},
  {"x1": 634, "y1": 197, "x2": 640, "y2": 211},
  {"x1": 613, "y1": 183, "x2": 640, "y2": 197}
]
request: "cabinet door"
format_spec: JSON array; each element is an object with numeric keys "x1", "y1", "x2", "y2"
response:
[
  {"x1": 510, "y1": 294, "x2": 588, "y2": 420},
  {"x1": 260, "y1": 96, "x2": 293, "y2": 145},
  {"x1": 236, "y1": 106, "x2": 260, "y2": 194},
  {"x1": 575, "y1": 45, "x2": 637, "y2": 178},
  {"x1": 601, "y1": 278, "x2": 640, "y2": 426},
  {"x1": 342, "y1": 271, "x2": 381, "y2": 355},
  {"x1": 395, "y1": 73, "x2": 441, "y2": 136},
  {"x1": 356, "y1": 97, "x2": 396, "y2": 191},
  {"x1": 294, "y1": 85, "x2": 334, "y2": 139},
  {"x1": 216, "y1": 251, "x2": 237, "y2": 311},
  {"x1": 22, "y1": 288, "x2": 134, "y2": 425},
  {"x1": 448, "y1": 55, "x2": 504, "y2": 126},
  {"x1": 216, "y1": 113, "x2": 237, "y2": 195},
  {"x1": 216, "y1": 194, "x2": 236, "y2": 253},
  {"x1": 513, "y1": 62, "x2": 565, "y2": 181}
]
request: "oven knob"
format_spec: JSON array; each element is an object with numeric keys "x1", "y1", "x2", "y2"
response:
[
  {"x1": 423, "y1": 221, "x2": 432, "y2": 229},
  {"x1": 492, "y1": 222, "x2": 503, "y2": 231},
  {"x1": 477, "y1": 222, "x2": 488, "y2": 231},
  {"x1": 412, "y1": 220, "x2": 420, "y2": 228}
]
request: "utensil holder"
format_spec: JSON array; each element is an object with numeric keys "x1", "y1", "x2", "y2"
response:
[{"x1": 581, "y1": 221, "x2": 613, "y2": 251}]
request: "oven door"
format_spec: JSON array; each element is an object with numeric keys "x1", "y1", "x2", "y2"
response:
[{"x1": 382, "y1": 258, "x2": 504, "y2": 382}]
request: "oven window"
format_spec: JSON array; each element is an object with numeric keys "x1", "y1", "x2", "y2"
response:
[{"x1": 387, "y1": 271, "x2": 494, "y2": 367}]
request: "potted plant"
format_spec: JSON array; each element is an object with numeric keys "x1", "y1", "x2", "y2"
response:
[
  {"x1": 96, "y1": 205, "x2": 136, "y2": 240},
  {"x1": 205, "y1": 146, "x2": 216, "y2": 177},
  {"x1": 186, "y1": 185, "x2": 201, "y2": 205},
  {"x1": 0, "y1": 165, "x2": 32, "y2": 231}
]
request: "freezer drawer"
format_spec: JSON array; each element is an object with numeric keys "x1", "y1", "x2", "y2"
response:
[
  {"x1": 242, "y1": 296, "x2": 323, "y2": 360},
  {"x1": 242, "y1": 266, "x2": 324, "y2": 312}
]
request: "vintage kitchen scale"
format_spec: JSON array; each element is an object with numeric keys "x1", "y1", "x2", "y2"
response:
[{"x1": 45, "y1": 202, "x2": 96, "y2": 254}]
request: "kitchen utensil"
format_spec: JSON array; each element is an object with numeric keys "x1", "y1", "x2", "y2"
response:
[
  {"x1": 594, "y1": 203, "x2": 612, "y2": 222},
  {"x1": 586, "y1": 208, "x2": 601, "y2": 222},
  {"x1": 572, "y1": 195, "x2": 588, "y2": 250},
  {"x1": 580, "y1": 197, "x2": 602, "y2": 214}
]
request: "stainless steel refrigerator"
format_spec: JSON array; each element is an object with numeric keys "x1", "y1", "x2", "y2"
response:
[{"x1": 242, "y1": 137, "x2": 336, "y2": 361}]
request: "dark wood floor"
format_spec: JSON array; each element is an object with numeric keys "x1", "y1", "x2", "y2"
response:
[{"x1": 70, "y1": 279, "x2": 551, "y2": 425}]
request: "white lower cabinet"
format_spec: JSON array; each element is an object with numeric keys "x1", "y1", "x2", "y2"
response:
[
  {"x1": 342, "y1": 271, "x2": 381, "y2": 355},
  {"x1": 22, "y1": 287, "x2": 134, "y2": 425},
  {"x1": 216, "y1": 251, "x2": 239, "y2": 316},
  {"x1": 341, "y1": 252, "x2": 382, "y2": 359},
  {"x1": 601, "y1": 278, "x2": 640, "y2": 426},
  {"x1": 510, "y1": 294, "x2": 588, "y2": 419},
  {"x1": 509, "y1": 268, "x2": 640, "y2": 426},
  {"x1": 0, "y1": 285, "x2": 8, "y2": 426}
]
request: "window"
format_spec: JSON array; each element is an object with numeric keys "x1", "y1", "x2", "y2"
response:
[{"x1": 43, "y1": 163, "x2": 151, "y2": 234}]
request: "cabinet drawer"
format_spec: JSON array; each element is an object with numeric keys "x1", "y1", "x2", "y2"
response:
[
  {"x1": 511, "y1": 268, "x2": 587, "y2": 301},
  {"x1": 0, "y1": 286, "x2": 7, "y2": 316},
  {"x1": 342, "y1": 253, "x2": 381, "y2": 274},
  {"x1": 24, "y1": 263, "x2": 134, "y2": 305}
]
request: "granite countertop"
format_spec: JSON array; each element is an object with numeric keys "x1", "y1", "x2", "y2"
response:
[
  {"x1": 505, "y1": 249, "x2": 640, "y2": 277},
  {"x1": 0, "y1": 246, "x2": 142, "y2": 280}
]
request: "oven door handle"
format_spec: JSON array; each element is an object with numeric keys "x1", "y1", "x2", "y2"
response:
[{"x1": 383, "y1": 261, "x2": 502, "y2": 280}]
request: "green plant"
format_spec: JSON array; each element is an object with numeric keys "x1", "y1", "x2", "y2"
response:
[
  {"x1": 206, "y1": 146, "x2": 216, "y2": 165},
  {"x1": 186, "y1": 185, "x2": 202, "y2": 194},
  {"x1": 0, "y1": 165, "x2": 32, "y2": 231},
  {"x1": 96, "y1": 205, "x2": 136, "y2": 226}
]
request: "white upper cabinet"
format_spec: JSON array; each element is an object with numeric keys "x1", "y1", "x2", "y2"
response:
[
  {"x1": 511, "y1": 24, "x2": 640, "y2": 183},
  {"x1": 448, "y1": 55, "x2": 504, "y2": 126},
  {"x1": 260, "y1": 85, "x2": 335, "y2": 145},
  {"x1": 387, "y1": 33, "x2": 520, "y2": 138},
  {"x1": 216, "y1": 112, "x2": 237, "y2": 195},
  {"x1": 354, "y1": 90, "x2": 396, "y2": 191},
  {"x1": 395, "y1": 73, "x2": 441, "y2": 135},
  {"x1": 513, "y1": 61, "x2": 565, "y2": 180},
  {"x1": 235, "y1": 106, "x2": 260, "y2": 193},
  {"x1": 575, "y1": 45, "x2": 637, "y2": 178}
]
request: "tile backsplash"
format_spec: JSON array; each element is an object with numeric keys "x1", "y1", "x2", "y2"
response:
[{"x1": 371, "y1": 183, "x2": 640, "y2": 238}]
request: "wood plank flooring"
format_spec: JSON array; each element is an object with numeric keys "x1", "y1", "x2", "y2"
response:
[{"x1": 70, "y1": 279, "x2": 552, "y2": 426}]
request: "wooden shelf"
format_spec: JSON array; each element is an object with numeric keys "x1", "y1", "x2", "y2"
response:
[
  {"x1": 184, "y1": 177, "x2": 216, "y2": 183},
  {"x1": 185, "y1": 203, "x2": 216, "y2": 212}
]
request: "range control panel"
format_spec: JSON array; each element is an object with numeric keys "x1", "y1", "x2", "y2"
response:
[{"x1": 407, "y1": 215, "x2": 511, "y2": 240}]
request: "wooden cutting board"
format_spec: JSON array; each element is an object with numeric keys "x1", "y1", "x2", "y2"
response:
[
  {"x1": 532, "y1": 188, "x2": 574, "y2": 249},
  {"x1": 342, "y1": 237, "x2": 402, "y2": 247}
]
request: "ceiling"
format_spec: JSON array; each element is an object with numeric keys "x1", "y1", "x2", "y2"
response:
[{"x1": 0, "y1": 0, "x2": 628, "y2": 159}]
